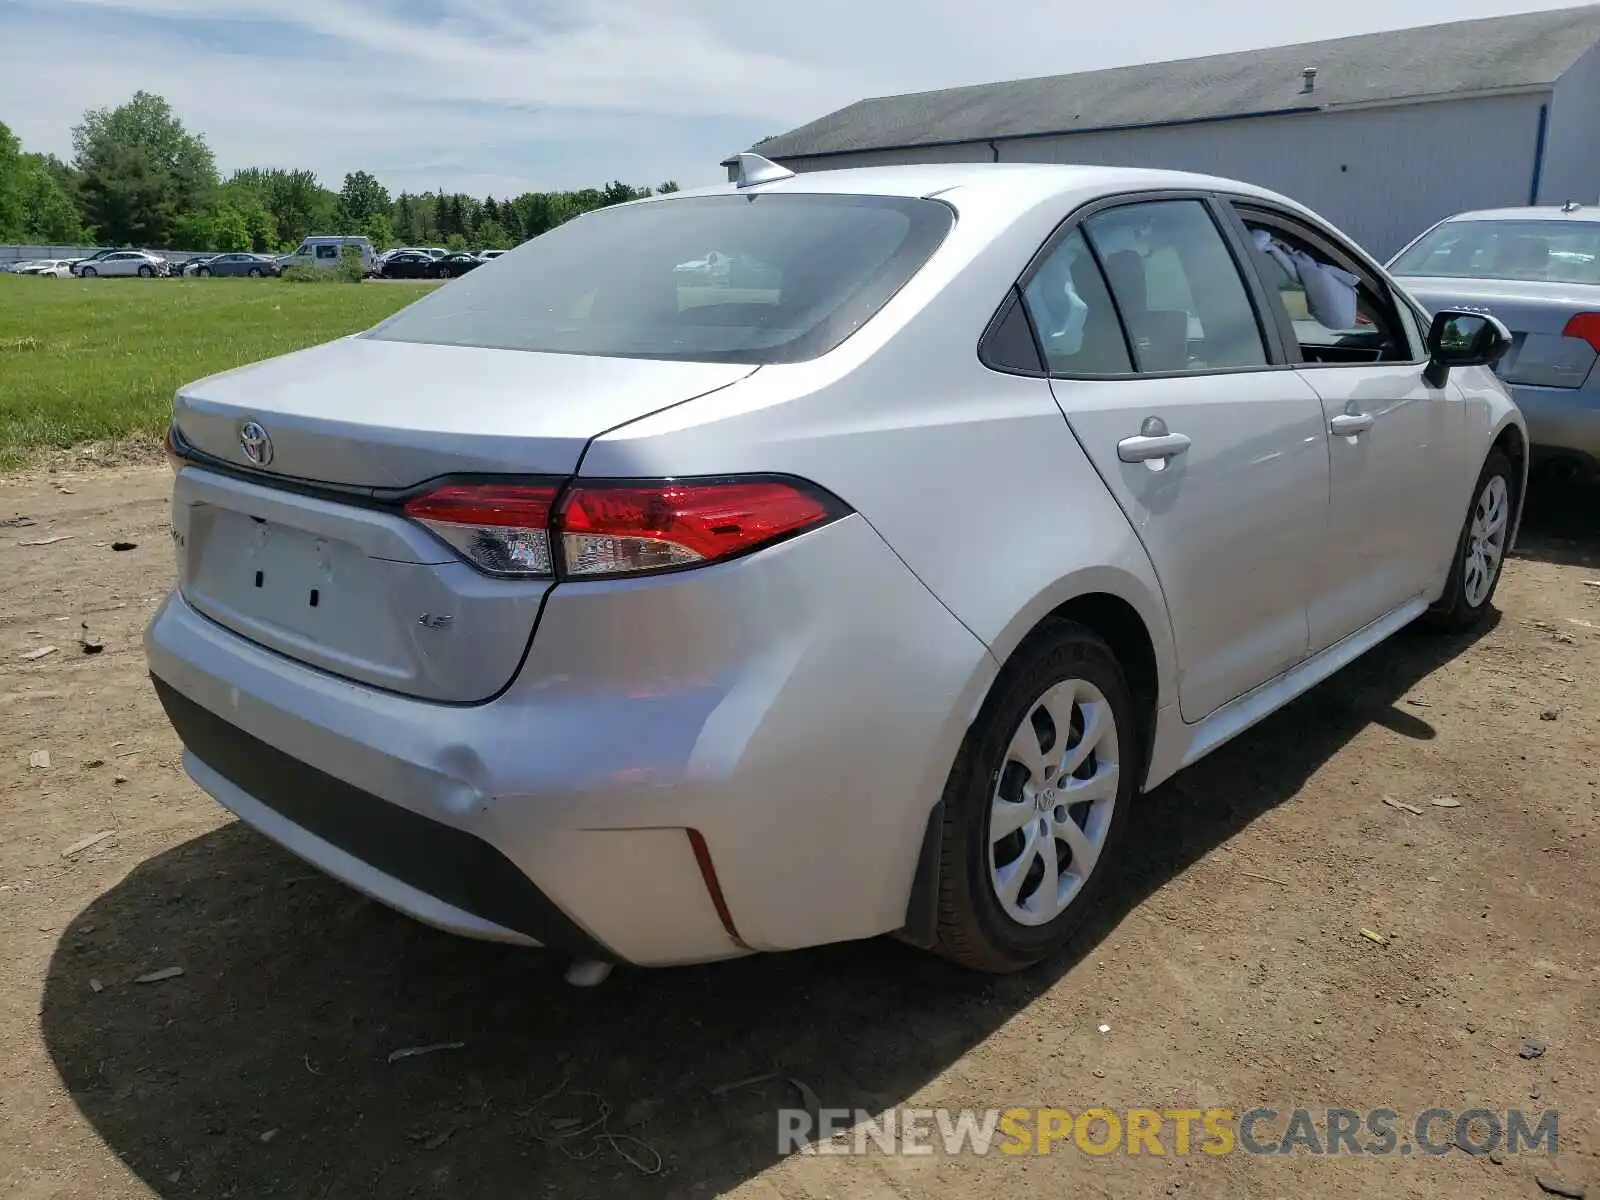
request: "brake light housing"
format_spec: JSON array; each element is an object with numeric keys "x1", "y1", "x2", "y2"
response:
[
  {"x1": 1562, "y1": 312, "x2": 1600, "y2": 353},
  {"x1": 403, "y1": 483, "x2": 560, "y2": 577},
  {"x1": 401, "y1": 476, "x2": 847, "y2": 580}
]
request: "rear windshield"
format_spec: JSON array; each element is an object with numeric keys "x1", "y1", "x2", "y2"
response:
[
  {"x1": 1390, "y1": 219, "x2": 1600, "y2": 285},
  {"x1": 365, "y1": 193, "x2": 954, "y2": 363}
]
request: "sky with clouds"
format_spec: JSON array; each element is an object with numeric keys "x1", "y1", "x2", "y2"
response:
[{"x1": 0, "y1": 0, "x2": 1592, "y2": 197}]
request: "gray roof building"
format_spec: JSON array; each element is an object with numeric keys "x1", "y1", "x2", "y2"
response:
[{"x1": 725, "y1": 6, "x2": 1600, "y2": 257}]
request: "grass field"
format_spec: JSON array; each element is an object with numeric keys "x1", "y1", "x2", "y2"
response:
[{"x1": 0, "y1": 276, "x2": 434, "y2": 467}]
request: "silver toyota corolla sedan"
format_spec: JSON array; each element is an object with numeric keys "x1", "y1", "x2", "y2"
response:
[
  {"x1": 146, "y1": 157, "x2": 1526, "y2": 977},
  {"x1": 1389, "y1": 203, "x2": 1600, "y2": 480}
]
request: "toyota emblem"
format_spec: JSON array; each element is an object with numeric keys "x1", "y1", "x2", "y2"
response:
[{"x1": 239, "y1": 420, "x2": 273, "y2": 466}]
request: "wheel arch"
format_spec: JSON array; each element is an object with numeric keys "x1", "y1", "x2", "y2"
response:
[
  {"x1": 1489, "y1": 417, "x2": 1529, "y2": 545},
  {"x1": 898, "y1": 580, "x2": 1170, "y2": 950}
]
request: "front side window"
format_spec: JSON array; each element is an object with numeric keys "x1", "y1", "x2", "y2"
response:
[
  {"x1": 367, "y1": 193, "x2": 954, "y2": 364},
  {"x1": 1390, "y1": 219, "x2": 1600, "y2": 285},
  {"x1": 1238, "y1": 212, "x2": 1413, "y2": 364},
  {"x1": 1082, "y1": 200, "x2": 1268, "y2": 372}
]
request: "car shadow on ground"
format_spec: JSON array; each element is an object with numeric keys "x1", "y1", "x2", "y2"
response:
[
  {"x1": 40, "y1": 604, "x2": 1503, "y2": 1198},
  {"x1": 1513, "y1": 473, "x2": 1600, "y2": 569}
]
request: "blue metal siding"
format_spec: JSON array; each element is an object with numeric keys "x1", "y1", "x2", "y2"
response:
[
  {"x1": 781, "y1": 95, "x2": 1549, "y2": 260},
  {"x1": 1539, "y1": 42, "x2": 1600, "y2": 206}
]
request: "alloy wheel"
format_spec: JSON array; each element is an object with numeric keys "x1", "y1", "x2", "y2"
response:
[
  {"x1": 988, "y1": 677, "x2": 1120, "y2": 927},
  {"x1": 1463, "y1": 474, "x2": 1510, "y2": 608}
]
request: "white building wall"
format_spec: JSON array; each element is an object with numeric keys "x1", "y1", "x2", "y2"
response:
[
  {"x1": 768, "y1": 95, "x2": 1549, "y2": 261},
  {"x1": 1540, "y1": 42, "x2": 1600, "y2": 207}
]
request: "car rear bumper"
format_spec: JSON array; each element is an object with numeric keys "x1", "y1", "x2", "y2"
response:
[
  {"x1": 145, "y1": 513, "x2": 995, "y2": 966},
  {"x1": 1509, "y1": 381, "x2": 1600, "y2": 462}
]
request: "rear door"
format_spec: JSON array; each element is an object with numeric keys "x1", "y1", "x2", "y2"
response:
[
  {"x1": 1227, "y1": 200, "x2": 1467, "y2": 654},
  {"x1": 1025, "y1": 194, "x2": 1330, "y2": 723}
]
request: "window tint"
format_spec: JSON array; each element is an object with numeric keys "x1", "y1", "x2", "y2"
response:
[
  {"x1": 316, "y1": 244, "x2": 339, "y2": 260},
  {"x1": 1389, "y1": 219, "x2": 1600, "y2": 285},
  {"x1": 1239, "y1": 213, "x2": 1412, "y2": 364},
  {"x1": 368, "y1": 193, "x2": 953, "y2": 363},
  {"x1": 1083, "y1": 200, "x2": 1267, "y2": 372},
  {"x1": 1021, "y1": 228, "x2": 1131, "y2": 374}
]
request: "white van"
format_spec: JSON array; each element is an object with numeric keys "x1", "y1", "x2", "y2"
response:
[{"x1": 276, "y1": 236, "x2": 375, "y2": 271}]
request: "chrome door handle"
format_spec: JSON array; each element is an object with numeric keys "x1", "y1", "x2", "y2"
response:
[
  {"x1": 1329, "y1": 412, "x2": 1375, "y2": 437},
  {"x1": 1118, "y1": 433, "x2": 1192, "y2": 463}
]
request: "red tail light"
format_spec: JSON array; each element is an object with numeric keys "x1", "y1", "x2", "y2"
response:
[
  {"x1": 402, "y1": 477, "x2": 843, "y2": 580},
  {"x1": 557, "y1": 479, "x2": 837, "y2": 577},
  {"x1": 1562, "y1": 312, "x2": 1600, "y2": 353},
  {"x1": 164, "y1": 424, "x2": 184, "y2": 473},
  {"x1": 403, "y1": 483, "x2": 559, "y2": 577}
]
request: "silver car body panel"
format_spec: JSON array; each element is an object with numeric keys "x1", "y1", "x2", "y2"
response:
[
  {"x1": 148, "y1": 511, "x2": 996, "y2": 963},
  {"x1": 146, "y1": 162, "x2": 1528, "y2": 965}
]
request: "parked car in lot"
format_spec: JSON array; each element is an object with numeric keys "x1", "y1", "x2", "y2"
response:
[
  {"x1": 147, "y1": 158, "x2": 1525, "y2": 978},
  {"x1": 430, "y1": 252, "x2": 483, "y2": 279},
  {"x1": 76, "y1": 250, "x2": 166, "y2": 277},
  {"x1": 476, "y1": 249, "x2": 509, "y2": 262},
  {"x1": 12, "y1": 259, "x2": 75, "y2": 278},
  {"x1": 69, "y1": 248, "x2": 120, "y2": 275},
  {"x1": 189, "y1": 252, "x2": 281, "y2": 278},
  {"x1": 1390, "y1": 203, "x2": 1600, "y2": 480},
  {"x1": 274, "y1": 235, "x2": 375, "y2": 273},
  {"x1": 373, "y1": 250, "x2": 438, "y2": 279}
]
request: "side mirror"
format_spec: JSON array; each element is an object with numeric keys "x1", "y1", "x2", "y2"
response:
[{"x1": 1423, "y1": 310, "x2": 1513, "y2": 388}]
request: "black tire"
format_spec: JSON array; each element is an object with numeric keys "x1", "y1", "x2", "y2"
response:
[
  {"x1": 247, "y1": 268, "x2": 262, "y2": 277},
  {"x1": 934, "y1": 621, "x2": 1138, "y2": 973},
  {"x1": 80, "y1": 266, "x2": 96, "y2": 277},
  {"x1": 1423, "y1": 449, "x2": 1516, "y2": 633},
  {"x1": 434, "y1": 265, "x2": 450, "y2": 279},
  {"x1": 138, "y1": 265, "x2": 153, "y2": 277},
  {"x1": 197, "y1": 267, "x2": 211, "y2": 277}
]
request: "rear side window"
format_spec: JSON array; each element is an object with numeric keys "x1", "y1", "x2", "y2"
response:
[
  {"x1": 1020, "y1": 228, "x2": 1132, "y2": 374},
  {"x1": 316, "y1": 244, "x2": 339, "y2": 260},
  {"x1": 367, "y1": 193, "x2": 954, "y2": 364},
  {"x1": 1083, "y1": 200, "x2": 1268, "y2": 372}
]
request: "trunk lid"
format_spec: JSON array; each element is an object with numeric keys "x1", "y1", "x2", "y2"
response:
[
  {"x1": 174, "y1": 335, "x2": 755, "y2": 486},
  {"x1": 1395, "y1": 276, "x2": 1600, "y2": 390},
  {"x1": 170, "y1": 336, "x2": 756, "y2": 702}
]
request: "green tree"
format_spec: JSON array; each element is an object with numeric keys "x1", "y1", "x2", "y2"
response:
[
  {"x1": 72, "y1": 91, "x2": 217, "y2": 244},
  {"x1": 656, "y1": 180, "x2": 681, "y2": 194},
  {"x1": 360, "y1": 211, "x2": 394, "y2": 250},
  {"x1": 77, "y1": 142, "x2": 184, "y2": 246},
  {"x1": 473, "y1": 218, "x2": 510, "y2": 250},
  {"x1": 338, "y1": 169, "x2": 389, "y2": 229},
  {"x1": 209, "y1": 204, "x2": 252, "y2": 251},
  {"x1": 18, "y1": 159, "x2": 84, "y2": 241},
  {"x1": 445, "y1": 232, "x2": 469, "y2": 252},
  {"x1": 0, "y1": 121, "x2": 25, "y2": 239}
]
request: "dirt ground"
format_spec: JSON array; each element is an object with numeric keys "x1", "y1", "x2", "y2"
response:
[{"x1": 1, "y1": 463, "x2": 1597, "y2": 1200}]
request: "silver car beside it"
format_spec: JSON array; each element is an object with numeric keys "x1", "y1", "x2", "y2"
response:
[
  {"x1": 146, "y1": 158, "x2": 1526, "y2": 978},
  {"x1": 1390, "y1": 204, "x2": 1600, "y2": 479}
]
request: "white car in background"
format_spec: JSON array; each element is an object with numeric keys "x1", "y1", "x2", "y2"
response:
[
  {"x1": 76, "y1": 250, "x2": 167, "y2": 278},
  {"x1": 14, "y1": 259, "x2": 75, "y2": 278}
]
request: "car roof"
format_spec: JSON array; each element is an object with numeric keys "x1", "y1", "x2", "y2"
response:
[
  {"x1": 1436, "y1": 204, "x2": 1600, "y2": 224},
  {"x1": 627, "y1": 162, "x2": 1326, "y2": 234}
]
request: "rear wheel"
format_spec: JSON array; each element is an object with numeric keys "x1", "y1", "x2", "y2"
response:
[
  {"x1": 434, "y1": 265, "x2": 450, "y2": 279},
  {"x1": 934, "y1": 622, "x2": 1136, "y2": 973},
  {"x1": 247, "y1": 267, "x2": 262, "y2": 277},
  {"x1": 1424, "y1": 450, "x2": 1516, "y2": 632}
]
